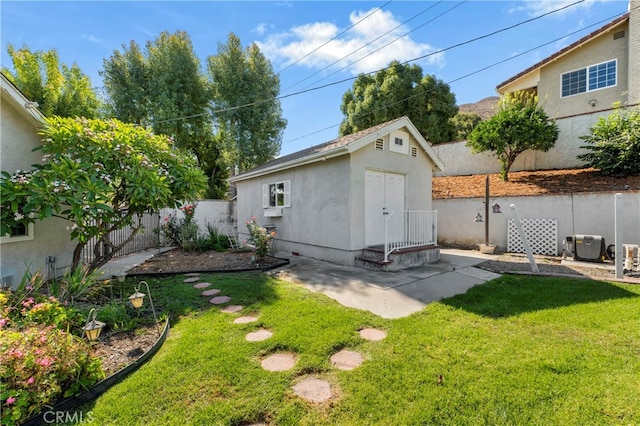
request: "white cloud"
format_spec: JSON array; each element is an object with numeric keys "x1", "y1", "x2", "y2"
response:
[
  {"x1": 83, "y1": 34, "x2": 103, "y2": 43},
  {"x1": 256, "y1": 8, "x2": 443, "y2": 76},
  {"x1": 253, "y1": 23, "x2": 271, "y2": 36},
  {"x1": 512, "y1": 0, "x2": 598, "y2": 17}
]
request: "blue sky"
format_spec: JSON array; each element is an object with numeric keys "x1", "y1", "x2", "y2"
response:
[{"x1": 1, "y1": 0, "x2": 630, "y2": 156}]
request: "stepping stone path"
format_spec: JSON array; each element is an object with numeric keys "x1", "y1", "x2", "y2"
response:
[
  {"x1": 201, "y1": 289, "x2": 221, "y2": 297},
  {"x1": 359, "y1": 328, "x2": 387, "y2": 341},
  {"x1": 261, "y1": 353, "x2": 296, "y2": 372},
  {"x1": 183, "y1": 277, "x2": 200, "y2": 283},
  {"x1": 330, "y1": 350, "x2": 363, "y2": 370},
  {"x1": 209, "y1": 296, "x2": 231, "y2": 305},
  {"x1": 220, "y1": 305, "x2": 243, "y2": 313},
  {"x1": 193, "y1": 282, "x2": 212, "y2": 289},
  {"x1": 245, "y1": 329, "x2": 273, "y2": 342},
  {"x1": 234, "y1": 316, "x2": 258, "y2": 324},
  {"x1": 293, "y1": 377, "x2": 332, "y2": 403}
]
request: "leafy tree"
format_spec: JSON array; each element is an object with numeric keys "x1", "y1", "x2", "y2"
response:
[
  {"x1": 0, "y1": 117, "x2": 208, "y2": 271},
  {"x1": 466, "y1": 91, "x2": 558, "y2": 181},
  {"x1": 450, "y1": 112, "x2": 483, "y2": 141},
  {"x1": 339, "y1": 60, "x2": 458, "y2": 143},
  {"x1": 207, "y1": 33, "x2": 287, "y2": 172},
  {"x1": 577, "y1": 105, "x2": 640, "y2": 176},
  {"x1": 2, "y1": 44, "x2": 101, "y2": 118},
  {"x1": 101, "y1": 31, "x2": 227, "y2": 197}
]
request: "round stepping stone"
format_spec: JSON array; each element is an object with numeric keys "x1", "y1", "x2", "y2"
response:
[
  {"x1": 261, "y1": 353, "x2": 296, "y2": 371},
  {"x1": 209, "y1": 295, "x2": 231, "y2": 305},
  {"x1": 220, "y1": 305, "x2": 243, "y2": 313},
  {"x1": 330, "y1": 350, "x2": 363, "y2": 370},
  {"x1": 183, "y1": 277, "x2": 200, "y2": 283},
  {"x1": 201, "y1": 289, "x2": 221, "y2": 297},
  {"x1": 193, "y1": 282, "x2": 212, "y2": 289},
  {"x1": 245, "y1": 329, "x2": 273, "y2": 342},
  {"x1": 359, "y1": 328, "x2": 387, "y2": 341},
  {"x1": 292, "y1": 377, "x2": 332, "y2": 403},
  {"x1": 234, "y1": 316, "x2": 258, "y2": 324}
]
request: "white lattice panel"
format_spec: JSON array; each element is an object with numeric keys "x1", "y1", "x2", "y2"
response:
[{"x1": 507, "y1": 219, "x2": 558, "y2": 256}]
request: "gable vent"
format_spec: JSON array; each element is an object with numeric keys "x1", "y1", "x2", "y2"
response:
[
  {"x1": 613, "y1": 30, "x2": 625, "y2": 40},
  {"x1": 410, "y1": 145, "x2": 418, "y2": 158},
  {"x1": 375, "y1": 138, "x2": 384, "y2": 150}
]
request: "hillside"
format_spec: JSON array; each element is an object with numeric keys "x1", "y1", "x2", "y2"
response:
[
  {"x1": 433, "y1": 169, "x2": 640, "y2": 199},
  {"x1": 458, "y1": 96, "x2": 499, "y2": 119}
]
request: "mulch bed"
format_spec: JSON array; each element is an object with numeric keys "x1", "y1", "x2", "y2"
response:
[
  {"x1": 127, "y1": 248, "x2": 288, "y2": 275},
  {"x1": 91, "y1": 324, "x2": 161, "y2": 376}
]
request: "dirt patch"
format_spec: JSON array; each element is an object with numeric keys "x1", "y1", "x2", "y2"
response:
[
  {"x1": 127, "y1": 248, "x2": 288, "y2": 275},
  {"x1": 90, "y1": 324, "x2": 161, "y2": 376},
  {"x1": 433, "y1": 169, "x2": 640, "y2": 199}
]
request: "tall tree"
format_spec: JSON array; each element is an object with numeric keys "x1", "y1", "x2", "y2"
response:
[
  {"x1": 450, "y1": 112, "x2": 483, "y2": 141},
  {"x1": 101, "y1": 32, "x2": 227, "y2": 197},
  {"x1": 3, "y1": 44, "x2": 101, "y2": 118},
  {"x1": 466, "y1": 91, "x2": 559, "y2": 181},
  {"x1": 207, "y1": 33, "x2": 287, "y2": 172},
  {"x1": 339, "y1": 61, "x2": 458, "y2": 143},
  {"x1": 0, "y1": 117, "x2": 207, "y2": 271}
]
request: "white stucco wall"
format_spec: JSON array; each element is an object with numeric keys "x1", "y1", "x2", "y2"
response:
[
  {"x1": 160, "y1": 200, "x2": 236, "y2": 235},
  {"x1": 0, "y1": 97, "x2": 76, "y2": 286},
  {"x1": 235, "y1": 155, "x2": 355, "y2": 265},
  {"x1": 434, "y1": 191, "x2": 640, "y2": 254}
]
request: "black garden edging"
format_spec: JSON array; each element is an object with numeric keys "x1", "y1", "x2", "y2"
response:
[
  {"x1": 22, "y1": 319, "x2": 170, "y2": 426},
  {"x1": 125, "y1": 255, "x2": 290, "y2": 278}
]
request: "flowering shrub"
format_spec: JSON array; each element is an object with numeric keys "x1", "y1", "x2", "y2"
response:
[
  {"x1": 0, "y1": 326, "x2": 103, "y2": 425},
  {"x1": 246, "y1": 217, "x2": 275, "y2": 261},
  {"x1": 157, "y1": 203, "x2": 199, "y2": 250},
  {"x1": 0, "y1": 280, "x2": 102, "y2": 425}
]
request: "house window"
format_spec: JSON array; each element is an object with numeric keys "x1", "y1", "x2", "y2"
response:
[
  {"x1": 1, "y1": 222, "x2": 34, "y2": 244},
  {"x1": 262, "y1": 180, "x2": 290, "y2": 208},
  {"x1": 561, "y1": 59, "x2": 616, "y2": 97}
]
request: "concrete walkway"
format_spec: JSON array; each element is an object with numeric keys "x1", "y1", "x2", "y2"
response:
[
  {"x1": 272, "y1": 249, "x2": 501, "y2": 319},
  {"x1": 101, "y1": 247, "x2": 502, "y2": 320}
]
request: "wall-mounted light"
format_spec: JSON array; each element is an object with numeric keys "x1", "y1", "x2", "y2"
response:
[
  {"x1": 491, "y1": 203, "x2": 502, "y2": 214},
  {"x1": 474, "y1": 213, "x2": 483, "y2": 223},
  {"x1": 589, "y1": 99, "x2": 597, "y2": 107}
]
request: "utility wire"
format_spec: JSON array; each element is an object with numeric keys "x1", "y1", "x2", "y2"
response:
[
  {"x1": 282, "y1": 1, "x2": 445, "y2": 94},
  {"x1": 278, "y1": 0, "x2": 393, "y2": 76},
  {"x1": 154, "y1": 0, "x2": 587, "y2": 126},
  {"x1": 281, "y1": 11, "x2": 628, "y2": 146},
  {"x1": 299, "y1": 1, "x2": 464, "y2": 92}
]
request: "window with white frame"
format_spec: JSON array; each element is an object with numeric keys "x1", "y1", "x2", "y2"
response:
[
  {"x1": 262, "y1": 180, "x2": 290, "y2": 208},
  {"x1": 389, "y1": 130, "x2": 410, "y2": 155},
  {"x1": 1, "y1": 222, "x2": 34, "y2": 244},
  {"x1": 561, "y1": 59, "x2": 616, "y2": 97}
]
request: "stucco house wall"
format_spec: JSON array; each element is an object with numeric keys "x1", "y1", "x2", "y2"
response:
[
  {"x1": 232, "y1": 116, "x2": 444, "y2": 266},
  {"x1": 0, "y1": 74, "x2": 76, "y2": 287}
]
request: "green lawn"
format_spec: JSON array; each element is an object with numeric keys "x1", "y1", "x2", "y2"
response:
[{"x1": 81, "y1": 273, "x2": 640, "y2": 425}]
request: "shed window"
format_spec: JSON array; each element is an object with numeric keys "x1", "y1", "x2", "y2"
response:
[{"x1": 262, "y1": 181, "x2": 290, "y2": 208}]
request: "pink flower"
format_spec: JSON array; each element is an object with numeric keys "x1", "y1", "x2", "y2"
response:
[
  {"x1": 164, "y1": 217, "x2": 169, "y2": 221},
  {"x1": 6, "y1": 396, "x2": 16, "y2": 405},
  {"x1": 9, "y1": 349, "x2": 23, "y2": 359},
  {"x1": 27, "y1": 377, "x2": 35, "y2": 385},
  {"x1": 36, "y1": 357, "x2": 54, "y2": 368},
  {"x1": 0, "y1": 318, "x2": 7, "y2": 327}
]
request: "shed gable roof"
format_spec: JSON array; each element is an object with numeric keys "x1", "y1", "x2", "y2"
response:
[
  {"x1": 229, "y1": 116, "x2": 445, "y2": 182},
  {"x1": 496, "y1": 12, "x2": 629, "y2": 93}
]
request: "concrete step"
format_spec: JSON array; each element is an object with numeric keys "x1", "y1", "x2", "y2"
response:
[{"x1": 355, "y1": 255, "x2": 392, "y2": 272}]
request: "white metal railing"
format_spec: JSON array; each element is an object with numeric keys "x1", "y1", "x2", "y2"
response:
[{"x1": 384, "y1": 210, "x2": 437, "y2": 262}]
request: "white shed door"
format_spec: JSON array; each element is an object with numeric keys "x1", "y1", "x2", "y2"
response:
[{"x1": 365, "y1": 170, "x2": 405, "y2": 246}]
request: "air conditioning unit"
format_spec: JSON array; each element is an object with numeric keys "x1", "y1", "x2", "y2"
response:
[{"x1": 565, "y1": 234, "x2": 606, "y2": 262}]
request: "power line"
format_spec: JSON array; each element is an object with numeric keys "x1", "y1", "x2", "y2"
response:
[
  {"x1": 281, "y1": 11, "x2": 628, "y2": 147},
  {"x1": 277, "y1": 0, "x2": 393, "y2": 76},
  {"x1": 282, "y1": 1, "x2": 445, "y2": 94},
  {"x1": 154, "y1": 0, "x2": 587, "y2": 126},
  {"x1": 299, "y1": 1, "x2": 464, "y2": 92}
]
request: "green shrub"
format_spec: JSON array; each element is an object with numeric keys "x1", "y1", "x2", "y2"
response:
[
  {"x1": 157, "y1": 203, "x2": 199, "y2": 250},
  {"x1": 193, "y1": 223, "x2": 231, "y2": 252},
  {"x1": 95, "y1": 300, "x2": 138, "y2": 332},
  {"x1": 0, "y1": 326, "x2": 104, "y2": 425}
]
